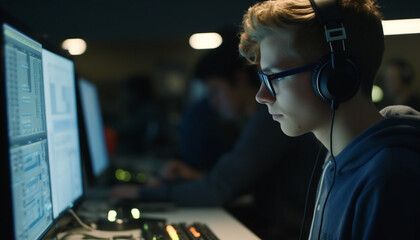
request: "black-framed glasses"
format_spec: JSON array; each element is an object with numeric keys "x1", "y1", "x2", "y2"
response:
[{"x1": 258, "y1": 64, "x2": 315, "y2": 97}]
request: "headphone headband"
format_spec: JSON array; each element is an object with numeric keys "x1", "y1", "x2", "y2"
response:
[
  {"x1": 310, "y1": 0, "x2": 347, "y2": 60},
  {"x1": 309, "y1": 0, "x2": 360, "y2": 109},
  {"x1": 309, "y1": 0, "x2": 343, "y2": 23}
]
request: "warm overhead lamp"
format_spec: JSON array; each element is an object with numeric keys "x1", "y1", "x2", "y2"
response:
[
  {"x1": 189, "y1": 32, "x2": 223, "y2": 50},
  {"x1": 61, "y1": 38, "x2": 87, "y2": 55},
  {"x1": 382, "y1": 18, "x2": 420, "y2": 36}
]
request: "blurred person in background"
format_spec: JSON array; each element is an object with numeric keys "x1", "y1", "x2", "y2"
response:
[
  {"x1": 382, "y1": 58, "x2": 420, "y2": 111},
  {"x1": 162, "y1": 93, "x2": 240, "y2": 180}
]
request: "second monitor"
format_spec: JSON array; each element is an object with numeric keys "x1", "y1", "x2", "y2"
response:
[{"x1": 42, "y1": 47, "x2": 83, "y2": 219}]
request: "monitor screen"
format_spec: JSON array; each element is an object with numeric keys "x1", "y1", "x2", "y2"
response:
[
  {"x1": 2, "y1": 23, "x2": 54, "y2": 240},
  {"x1": 78, "y1": 78, "x2": 110, "y2": 179},
  {"x1": 42, "y1": 48, "x2": 83, "y2": 219}
]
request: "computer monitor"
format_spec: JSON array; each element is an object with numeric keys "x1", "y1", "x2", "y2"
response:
[
  {"x1": 77, "y1": 78, "x2": 110, "y2": 182},
  {"x1": 42, "y1": 47, "x2": 83, "y2": 219},
  {"x1": 1, "y1": 22, "x2": 54, "y2": 240}
]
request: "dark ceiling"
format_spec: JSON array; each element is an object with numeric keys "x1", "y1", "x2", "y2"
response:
[
  {"x1": 1, "y1": 0, "x2": 420, "y2": 43},
  {"x1": 1, "y1": 0, "x2": 419, "y2": 85},
  {"x1": 0, "y1": 0, "x2": 259, "y2": 42}
]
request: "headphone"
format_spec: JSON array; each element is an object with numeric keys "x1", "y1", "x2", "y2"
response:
[
  {"x1": 309, "y1": 0, "x2": 360, "y2": 109},
  {"x1": 300, "y1": 1, "x2": 357, "y2": 238}
]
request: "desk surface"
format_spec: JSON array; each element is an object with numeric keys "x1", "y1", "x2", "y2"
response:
[
  {"x1": 143, "y1": 207, "x2": 261, "y2": 240},
  {"x1": 76, "y1": 200, "x2": 260, "y2": 240}
]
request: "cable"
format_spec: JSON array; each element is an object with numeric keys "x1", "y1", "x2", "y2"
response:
[
  {"x1": 329, "y1": 101, "x2": 337, "y2": 162},
  {"x1": 59, "y1": 209, "x2": 139, "y2": 240},
  {"x1": 68, "y1": 209, "x2": 97, "y2": 231},
  {"x1": 298, "y1": 142, "x2": 325, "y2": 240}
]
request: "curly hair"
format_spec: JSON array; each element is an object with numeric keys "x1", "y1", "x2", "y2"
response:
[{"x1": 239, "y1": 0, "x2": 384, "y2": 97}]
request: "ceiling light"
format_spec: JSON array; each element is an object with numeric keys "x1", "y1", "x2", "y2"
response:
[
  {"x1": 382, "y1": 18, "x2": 420, "y2": 36},
  {"x1": 189, "y1": 32, "x2": 223, "y2": 50},
  {"x1": 61, "y1": 38, "x2": 87, "y2": 55}
]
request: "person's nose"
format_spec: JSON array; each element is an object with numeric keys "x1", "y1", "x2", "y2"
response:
[{"x1": 256, "y1": 82, "x2": 275, "y2": 104}]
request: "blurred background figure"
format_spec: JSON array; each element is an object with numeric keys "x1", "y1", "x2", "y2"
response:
[
  {"x1": 382, "y1": 58, "x2": 420, "y2": 111},
  {"x1": 161, "y1": 30, "x2": 252, "y2": 181},
  {"x1": 164, "y1": 94, "x2": 239, "y2": 180}
]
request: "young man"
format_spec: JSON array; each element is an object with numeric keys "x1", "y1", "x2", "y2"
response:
[{"x1": 239, "y1": 0, "x2": 420, "y2": 239}]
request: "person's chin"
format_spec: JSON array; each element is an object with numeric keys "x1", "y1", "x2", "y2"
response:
[{"x1": 280, "y1": 124, "x2": 305, "y2": 137}]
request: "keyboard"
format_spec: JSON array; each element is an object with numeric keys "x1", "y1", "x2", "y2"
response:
[{"x1": 141, "y1": 220, "x2": 219, "y2": 240}]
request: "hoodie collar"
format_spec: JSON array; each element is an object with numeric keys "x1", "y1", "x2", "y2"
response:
[{"x1": 333, "y1": 109, "x2": 420, "y2": 174}]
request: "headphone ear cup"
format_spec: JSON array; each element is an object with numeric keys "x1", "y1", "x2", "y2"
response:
[
  {"x1": 312, "y1": 54, "x2": 360, "y2": 104},
  {"x1": 312, "y1": 56, "x2": 331, "y2": 102}
]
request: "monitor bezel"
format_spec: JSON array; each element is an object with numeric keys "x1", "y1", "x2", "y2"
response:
[
  {"x1": 1, "y1": 8, "x2": 86, "y2": 237},
  {"x1": 0, "y1": 21, "x2": 14, "y2": 240}
]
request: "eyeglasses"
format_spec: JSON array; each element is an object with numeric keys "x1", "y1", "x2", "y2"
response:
[{"x1": 258, "y1": 64, "x2": 315, "y2": 97}]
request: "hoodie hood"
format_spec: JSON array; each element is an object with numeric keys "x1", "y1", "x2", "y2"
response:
[{"x1": 335, "y1": 105, "x2": 420, "y2": 174}]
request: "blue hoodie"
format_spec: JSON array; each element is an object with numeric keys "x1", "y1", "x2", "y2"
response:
[{"x1": 309, "y1": 105, "x2": 420, "y2": 240}]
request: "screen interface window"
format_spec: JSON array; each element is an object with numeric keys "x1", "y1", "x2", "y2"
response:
[{"x1": 4, "y1": 23, "x2": 54, "y2": 240}]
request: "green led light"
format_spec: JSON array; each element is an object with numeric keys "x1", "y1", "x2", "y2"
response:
[
  {"x1": 131, "y1": 208, "x2": 141, "y2": 219},
  {"x1": 124, "y1": 171, "x2": 132, "y2": 182},
  {"x1": 115, "y1": 169, "x2": 133, "y2": 182},
  {"x1": 115, "y1": 169, "x2": 125, "y2": 181}
]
